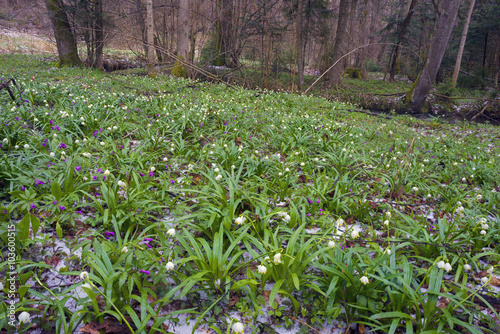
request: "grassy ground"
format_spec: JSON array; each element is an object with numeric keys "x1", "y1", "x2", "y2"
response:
[{"x1": 1, "y1": 54, "x2": 500, "y2": 334}]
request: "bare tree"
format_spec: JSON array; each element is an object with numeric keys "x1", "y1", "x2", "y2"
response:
[
  {"x1": 451, "y1": 0, "x2": 475, "y2": 87},
  {"x1": 172, "y1": 0, "x2": 190, "y2": 77},
  {"x1": 146, "y1": 0, "x2": 156, "y2": 78},
  {"x1": 329, "y1": 0, "x2": 351, "y2": 86},
  {"x1": 406, "y1": 0, "x2": 461, "y2": 113},
  {"x1": 45, "y1": 0, "x2": 83, "y2": 67}
]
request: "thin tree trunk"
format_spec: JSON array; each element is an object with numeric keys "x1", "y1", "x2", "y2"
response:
[
  {"x1": 45, "y1": 0, "x2": 82, "y2": 67},
  {"x1": 329, "y1": 0, "x2": 351, "y2": 86},
  {"x1": 389, "y1": 0, "x2": 418, "y2": 81},
  {"x1": 407, "y1": 0, "x2": 461, "y2": 113},
  {"x1": 94, "y1": 0, "x2": 104, "y2": 69},
  {"x1": 146, "y1": 0, "x2": 156, "y2": 78},
  {"x1": 296, "y1": 0, "x2": 304, "y2": 89},
  {"x1": 172, "y1": 0, "x2": 190, "y2": 77},
  {"x1": 451, "y1": 0, "x2": 475, "y2": 87}
]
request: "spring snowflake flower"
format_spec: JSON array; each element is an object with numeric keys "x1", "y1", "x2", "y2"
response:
[
  {"x1": 360, "y1": 276, "x2": 369, "y2": 285},
  {"x1": 18, "y1": 311, "x2": 30, "y2": 323},
  {"x1": 481, "y1": 223, "x2": 489, "y2": 230},
  {"x1": 274, "y1": 253, "x2": 281, "y2": 264},
  {"x1": 328, "y1": 240, "x2": 336, "y2": 248},
  {"x1": 257, "y1": 265, "x2": 267, "y2": 274},
  {"x1": 235, "y1": 216, "x2": 246, "y2": 225},
  {"x1": 443, "y1": 263, "x2": 452, "y2": 272},
  {"x1": 351, "y1": 230, "x2": 359, "y2": 239},
  {"x1": 166, "y1": 262, "x2": 175, "y2": 271},
  {"x1": 481, "y1": 276, "x2": 489, "y2": 284},
  {"x1": 383, "y1": 220, "x2": 389, "y2": 226},
  {"x1": 167, "y1": 228, "x2": 176, "y2": 236},
  {"x1": 335, "y1": 218, "x2": 344, "y2": 227},
  {"x1": 487, "y1": 266, "x2": 494, "y2": 274},
  {"x1": 437, "y1": 261, "x2": 445, "y2": 269},
  {"x1": 79, "y1": 271, "x2": 89, "y2": 280},
  {"x1": 412, "y1": 187, "x2": 419, "y2": 192},
  {"x1": 384, "y1": 248, "x2": 391, "y2": 255},
  {"x1": 117, "y1": 180, "x2": 126, "y2": 187},
  {"x1": 214, "y1": 168, "x2": 219, "y2": 173},
  {"x1": 231, "y1": 322, "x2": 244, "y2": 333},
  {"x1": 24, "y1": 144, "x2": 29, "y2": 149},
  {"x1": 100, "y1": 141, "x2": 105, "y2": 146},
  {"x1": 50, "y1": 152, "x2": 55, "y2": 157},
  {"x1": 480, "y1": 230, "x2": 486, "y2": 235},
  {"x1": 215, "y1": 174, "x2": 222, "y2": 181},
  {"x1": 2, "y1": 138, "x2": 8, "y2": 143},
  {"x1": 385, "y1": 211, "x2": 391, "y2": 218},
  {"x1": 463, "y1": 264, "x2": 471, "y2": 271},
  {"x1": 81, "y1": 283, "x2": 91, "y2": 290},
  {"x1": 121, "y1": 246, "x2": 128, "y2": 253},
  {"x1": 103, "y1": 169, "x2": 110, "y2": 176},
  {"x1": 476, "y1": 194, "x2": 482, "y2": 201}
]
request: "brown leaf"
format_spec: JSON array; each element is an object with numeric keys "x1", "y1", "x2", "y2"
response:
[
  {"x1": 79, "y1": 324, "x2": 100, "y2": 334},
  {"x1": 490, "y1": 276, "x2": 500, "y2": 287},
  {"x1": 357, "y1": 323, "x2": 366, "y2": 334},
  {"x1": 235, "y1": 137, "x2": 242, "y2": 145},
  {"x1": 437, "y1": 297, "x2": 450, "y2": 308}
]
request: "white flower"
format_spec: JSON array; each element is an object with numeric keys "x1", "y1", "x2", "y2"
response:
[
  {"x1": 167, "y1": 228, "x2": 176, "y2": 236},
  {"x1": 462, "y1": 177, "x2": 466, "y2": 182},
  {"x1": 231, "y1": 322, "x2": 244, "y2": 333},
  {"x1": 274, "y1": 253, "x2": 281, "y2": 264},
  {"x1": 215, "y1": 174, "x2": 222, "y2": 181},
  {"x1": 50, "y1": 152, "x2": 55, "y2": 157},
  {"x1": 351, "y1": 230, "x2": 359, "y2": 239},
  {"x1": 328, "y1": 240, "x2": 336, "y2": 248},
  {"x1": 117, "y1": 180, "x2": 126, "y2": 187},
  {"x1": 103, "y1": 169, "x2": 110, "y2": 176},
  {"x1": 476, "y1": 194, "x2": 482, "y2": 201},
  {"x1": 100, "y1": 141, "x2": 105, "y2": 146},
  {"x1": 231, "y1": 165, "x2": 236, "y2": 169},
  {"x1": 463, "y1": 264, "x2": 471, "y2": 271},
  {"x1": 437, "y1": 261, "x2": 445, "y2": 269},
  {"x1": 470, "y1": 174, "x2": 474, "y2": 178},
  {"x1": 254, "y1": 150, "x2": 259, "y2": 154},
  {"x1": 75, "y1": 140, "x2": 80, "y2": 144},
  {"x1": 384, "y1": 248, "x2": 391, "y2": 255},
  {"x1": 360, "y1": 276, "x2": 369, "y2": 285},
  {"x1": 79, "y1": 271, "x2": 89, "y2": 280},
  {"x1": 487, "y1": 266, "x2": 494, "y2": 275},
  {"x1": 24, "y1": 144, "x2": 29, "y2": 149},
  {"x1": 150, "y1": 166, "x2": 155, "y2": 172},
  {"x1": 300, "y1": 162, "x2": 305, "y2": 167},
  {"x1": 385, "y1": 211, "x2": 391, "y2": 218},
  {"x1": 412, "y1": 187, "x2": 419, "y2": 192},
  {"x1": 121, "y1": 246, "x2": 128, "y2": 253},
  {"x1": 427, "y1": 194, "x2": 432, "y2": 198},
  {"x1": 166, "y1": 262, "x2": 175, "y2": 271},
  {"x1": 443, "y1": 263, "x2": 452, "y2": 272},
  {"x1": 214, "y1": 168, "x2": 220, "y2": 173},
  {"x1": 235, "y1": 216, "x2": 246, "y2": 225},
  {"x1": 481, "y1": 276, "x2": 489, "y2": 284},
  {"x1": 480, "y1": 230, "x2": 486, "y2": 235},
  {"x1": 18, "y1": 311, "x2": 30, "y2": 323},
  {"x1": 2, "y1": 138, "x2": 8, "y2": 143},
  {"x1": 83, "y1": 177, "x2": 88, "y2": 181},
  {"x1": 257, "y1": 265, "x2": 267, "y2": 274},
  {"x1": 14, "y1": 145, "x2": 19, "y2": 149},
  {"x1": 284, "y1": 214, "x2": 291, "y2": 222},
  {"x1": 81, "y1": 283, "x2": 91, "y2": 290},
  {"x1": 163, "y1": 157, "x2": 168, "y2": 161},
  {"x1": 278, "y1": 172, "x2": 282, "y2": 176},
  {"x1": 335, "y1": 218, "x2": 344, "y2": 227},
  {"x1": 383, "y1": 220, "x2": 389, "y2": 226},
  {"x1": 53, "y1": 134, "x2": 57, "y2": 137},
  {"x1": 482, "y1": 223, "x2": 489, "y2": 230}
]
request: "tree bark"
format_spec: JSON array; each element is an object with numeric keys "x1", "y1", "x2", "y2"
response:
[
  {"x1": 146, "y1": 0, "x2": 156, "y2": 78},
  {"x1": 94, "y1": 0, "x2": 104, "y2": 69},
  {"x1": 329, "y1": 0, "x2": 351, "y2": 86},
  {"x1": 389, "y1": 0, "x2": 418, "y2": 81},
  {"x1": 407, "y1": 0, "x2": 461, "y2": 113},
  {"x1": 296, "y1": 0, "x2": 304, "y2": 89},
  {"x1": 216, "y1": 0, "x2": 237, "y2": 67},
  {"x1": 45, "y1": 0, "x2": 82, "y2": 67},
  {"x1": 451, "y1": 0, "x2": 475, "y2": 87},
  {"x1": 172, "y1": 0, "x2": 190, "y2": 77}
]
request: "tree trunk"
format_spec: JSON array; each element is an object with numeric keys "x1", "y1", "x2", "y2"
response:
[
  {"x1": 172, "y1": 0, "x2": 190, "y2": 77},
  {"x1": 216, "y1": 0, "x2": 236, "y2": 67},
  {"x1": 451, "y1": 0, "x2": 475, "y2": 87},
  {"x1": 296, "y1": 0, "x2": 304, "y2": 89},
  {"x1": 407, "y1": 0, "x2": 461, "y2": 113},
  {"x1": 329, "y1": 0, "x2": 351, "y2": 86},
  {"x1": 94, "y1": 0, "x2": 104, "y2": 69},
  {"x1": 389, "y1": 0, "x2": 418, "y2": 81},
  {"x1": 146, "y1": 0, "x2": 156, "y2": 78},
  {"x1": 45, "y1": 0, "x2": 82, "y2": 67}
]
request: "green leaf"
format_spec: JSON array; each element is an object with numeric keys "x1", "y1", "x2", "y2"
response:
[
  {"x1": 56, "y1": 222, "x2": 63, "y2": 239},
  {"x1": 291, "y1": 273, "x2": 300, "y2": 290},
  {"x1": 269, "y1": 279, "x2": 285, "y2": 307},
  {"x1": 51, "y1": 181, "x2": 62, "y2": 201}
]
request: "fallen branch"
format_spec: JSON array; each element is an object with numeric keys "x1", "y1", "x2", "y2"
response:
[
  {"x1": 434, "y1": 93, "x2": 499, "y2": 102},
  {"x1": 471, "y1": 102, "x2": 489, "y2": 122},
  {"x1": 0, "y1": 78, "x2": 20, "y2": 105}
]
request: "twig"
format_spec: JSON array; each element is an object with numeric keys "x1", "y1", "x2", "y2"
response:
[
  {"x1": 471, "y1": 102, "x2": 489, "y2": 122},
  {"x1": 288, "y1": 316, "x2": 321, "y2": 333}
]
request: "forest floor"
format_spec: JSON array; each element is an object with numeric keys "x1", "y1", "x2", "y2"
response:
[{"x1": 1, "y1": 54, "x2": 500, "y2": 334}]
